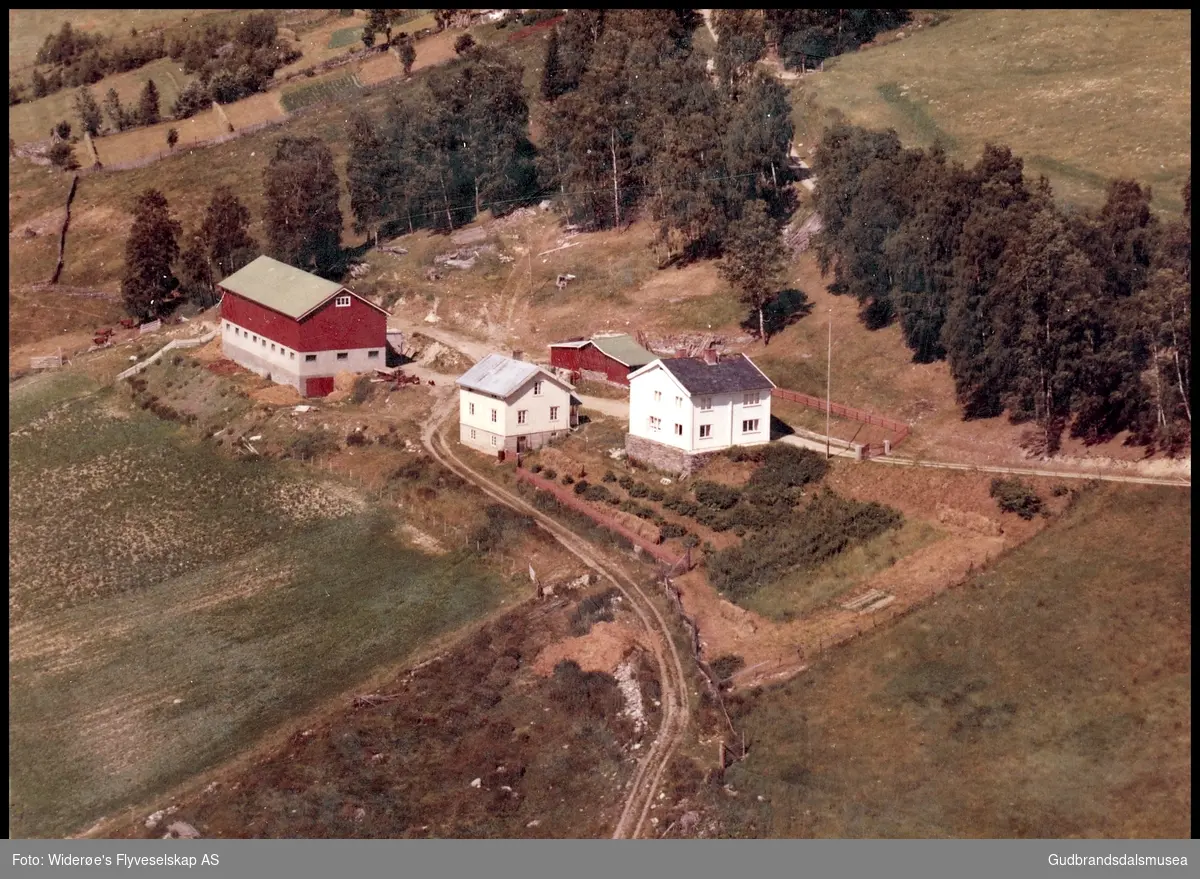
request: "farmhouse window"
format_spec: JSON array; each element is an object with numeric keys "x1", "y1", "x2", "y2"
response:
[
  {"x1": 335, "y1": 295, "x2": 351, "y2": 308},
  {"x1": 744, "y1": 391, "x2": 760, "y2": 406},
  {"x1": 367, "y1": 350, "x2": 379, "y2": 358},
  {"x1": 491, "y1": 408, "x2": 498, "y2": 423},
  {"x1": 534, "y1": 380, "x2": 543, "y2": 396},
  {"x1": 550, "y1": 406, "x2": 559, "y2": 421},
  {"x1": 675, "y1": 396, "x2": 682, "y2": 409},
  {"x1": 648, "y1": 416, "x2": 661, "y2": 432},
  {"x1": 674, "y1": 423, "x2": 683, "y2": 436},
  {"x1": 469, "y1": 402, "x2": 475, "y2": 415},
  {"x1": 699, "y1": 425, "x2": 712, "y2": 439},
  {"x1": 654, "y1": 390, "x2": 662, "y2": 403},
  {"x1": 305, "y1": 354, "x2": 317, "y2": 362},
  {"x1": 336, "y1": 352, "x2": 348, "y2": 361},
  {"x1": 699, "y1": 396, "x2": 712, "y2": 411},
  {"x1": 742, "y1": 419, "x2": 760, "y2": 433},
  {"x1": 518, "y1": 410, "x2": 528, "y2": 425}
]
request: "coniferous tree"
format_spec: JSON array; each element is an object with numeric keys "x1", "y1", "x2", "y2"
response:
[
  {"x1": 122, "y1": 189, "x2": 181, "y2": 321},
  {"x1": 138, "y1": 78, "x2": 160, "y2": 125},
  {"x1": 200, "y1": 185, "x2": 257, "y2": 277},
  {"x1": 177, "y1": 233, "x2": 217, "y2": 308},
  {"x1": 397, "y1": 37, "x2": 416, "y2": 76},
  {"x1": 74, "y1": 86, "x2": 102, "y2": 136},
  {"x1": 262, "y1": 137, "x2": 343, "y2": 276},
  {"x1": 346, "y1": 112, "x2": 392, "y2": 245},
  {"x1": 540, "y1": 25, "x2": 566, "y2": 101}
]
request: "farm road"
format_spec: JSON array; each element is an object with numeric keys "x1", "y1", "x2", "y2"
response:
[{"x1": 420, "y1": 394, "x2": 692, "y2": 840}]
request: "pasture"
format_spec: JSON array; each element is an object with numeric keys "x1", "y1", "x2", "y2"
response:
[
  {"x1": 704, "y1": 482, "x2": 1191, "y2": 837},
  {"x1": 9, "y1": 370, "x2": 520, "y2": 837},
  {"x1": 793, "y1": 9, "x2": 1192, "y2": 212},
  {"x1": 9, "y1": 57, "x2": 194, "y2": 146},
  {"x1": 91, "y1": 106, "x2": 229, "y2": 168},
  {"x1": 275, "y1": 10, "x2": 367, "y2": 78}
]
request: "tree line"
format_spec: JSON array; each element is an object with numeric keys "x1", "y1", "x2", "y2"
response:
[{"x1": 812, "y1": 122, "x2": 1191, "y2": 453}]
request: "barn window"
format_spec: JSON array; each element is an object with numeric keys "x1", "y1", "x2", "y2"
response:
[
  {"x1": 252, "y1": 334, "x2": 258, "y2": 343},
  {"x1": 517, "y1": 410, "x2": 527, "y2": 424},
  {"x1": 700, "y1": 424, "x2": 712, "y2": 439},
  {"x1": 491, "y1": 409, "x2": 497, "y2": 423},
  {"x1": 699, "y1": 396, "x2": 712, "y2": 411},
  {"x1": 469, "y1": 402, "x2": 475, "y2": 416},
  {"x1": 550, "y1": 406, "x2": 559, "y2": 421},
  {"x1": 234, "y1": 327, "x2": 240, "y2": 336},
  {"x1": 262, "y1": 338, "x2": 266, "y2": 347},
  {"x1": 336, "y1": 352, "x2": 348, "y2": 361},
  {"x1": 744, "y1": 391, "x2": 761, "y2": 406},
  {"x1": 335, "y1": 295, "x2": 351, "y2": 308},
  {"x1": 533, "y1": 380, "x2": 543, "y2": 396},
  {"x1": 290, "y1": 352, "x2": 295, "y2": 360},
  {"x1": 271, "y1": 343, "x2": 276, "y2": 352},
  {"x1": 305, "y1": 354, "x2": 317, "y2": 362},
  {"x1": 674, "y1": 423, "x2": 683, "y2": 436},
  {"x1": 367, "y1": 350, "x2": 379, "y2": 358},
  {"x1": 742, "y1": 419, "x2": 759, "y2": 433}
]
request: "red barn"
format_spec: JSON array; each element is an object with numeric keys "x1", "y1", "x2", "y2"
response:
[
  {"x1": 547, "y1": 333, "x2": 657, "y2": 387},
  {"x1": 218, "y1": 255, "x2": 388, "y2": 397}
]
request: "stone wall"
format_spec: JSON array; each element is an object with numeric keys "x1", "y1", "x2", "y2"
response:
[{"x1": 624, "y1": 433, "x2": 723, "y2": 477}]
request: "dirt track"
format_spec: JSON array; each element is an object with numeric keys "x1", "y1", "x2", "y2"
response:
[{"x1": 419, "y1": 392, "x2": 692, "y2": 840}]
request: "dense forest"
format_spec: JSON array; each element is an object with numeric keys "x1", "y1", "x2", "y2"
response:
[{"x1": 812, "y1": 122, "x2": 1191, "y2": 453}]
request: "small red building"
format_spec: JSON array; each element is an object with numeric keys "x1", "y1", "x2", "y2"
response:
[
  {"x1": 547, "y1": 333, "x2": 657, "y2": 387},
  {"x1": 218, "y1": 255, "x2": 389, "y2": 397}
]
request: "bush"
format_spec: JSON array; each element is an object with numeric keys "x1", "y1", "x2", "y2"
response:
[
  {"x1": 350, "y1": 374, "x2": 372, "y2": 404},
  {"x1": 561, "y1": 474, "x2": 574, "y2": 486},
  {"x1": 618, "y1": 475, "x2": 635, "y2": 491},
  {"x1": 727, "y1": 446, "x2": 766, "y2": 463},
  {"x1": 694, "y1": 480, "x2": 740, "y2": 510},
  {"x1": 989, "y1": 478, "x2": 1044, "y2": 520},
  {"x1": 530, "y1": 463, "x2": 543, "y2": 473},
  {"x1": 469, "y1": 504, "x2": 536, "y2": 554},
  {"x1": 345, "y1": 431, "x2": 367, "y2": 446},
  {"x1": 660, "y1": 523, "x2": 688, "y2": 540},
  {"x1": 583, "y1": 483, "x2": 615, "y2": 503},
  {"x1": 709, "y1": 654, "x2": 745, "y2": 681},
  {"x1": 1051, "y1": 484, "x2": 1069, "y2": 497},
  {"x1": 748, "y1": 444, "x2": 828, "y2": 490},
  {"x1": 602, "y1": 470, "x2": 617, "y2": 483},
  {"x1": 647, "y1": 486, "x2": 666, "y2": 501},
  {"x1": 46, "y1": 141, "x2": 78, "y2": 170},
  {"x1": 541, "y1": 467, "x2": 557, "y2": 480},
  {"x1": 628, "y1": 482, "x2": 649, "y2": 498},
  {"x1": 573, "y1": 479, "x2": 590, "y2": 495},
  {"x1": 569, "y1": 587, "x2": 620, "y2": 635},
  {"x1": 287, "y1": 429, "x2": 338, "y2": 460}
]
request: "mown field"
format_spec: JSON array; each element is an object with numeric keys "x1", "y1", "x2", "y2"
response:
[
  {"x1": 792, "y1": 9, "x2": 1191, "y2": 212},
  {"x1": 701, "y1": 482, "x2": 1191, "y2": 838},
  {"x1": 9, "y1": 56, "x2": 195, "y2": 146},
  {"x1": 9, "y1": 369, "x2": 523, "y2": 838}
]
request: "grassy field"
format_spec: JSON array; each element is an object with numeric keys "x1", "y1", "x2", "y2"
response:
[
  {"x1": 8, "y1": 9, "x2": 219, "y2": 74},
  {"x1": 92, "y1": 105, "x2": 229, "y2": 166},
  {"x1": 9, "y1": 369, "x2": 523, "y2": 837},
  {"x1": 9, "y1": 56, "x2": 195, "y2": 145},
  {"x1": 794, "y1": 9, "x2": 1191, "y2": 212},
  {"x1": 699, "y1": 482, "x2": 1191, "y2": 837},
  {"x1": 280, "y1": 71, "x2": 363, "y2": 113},
  {"x1": 275, "y1": 11, "x2": 367, "y2": 78}
]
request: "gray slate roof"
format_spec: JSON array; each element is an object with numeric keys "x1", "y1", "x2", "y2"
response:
[
  {"x1": 656, "y1": 354, "x2": 775, "y2": 395},
  {"x1": 457, "y1": 353, "x2": 564, "y2": 399},
  {"x1": 219, "y1": 255, "x2": 352, "y2": 320}
]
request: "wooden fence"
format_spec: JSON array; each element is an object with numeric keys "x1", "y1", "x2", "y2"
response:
[
  {"x1": 115, "y1": 328, "x2": 217, "y2": 381},
  {"x1": 772, "y1": 386, "x2": 910, "y2": 458},
  {"x1": 48, "y1": 174, "x2": 79, "y2": 284}
]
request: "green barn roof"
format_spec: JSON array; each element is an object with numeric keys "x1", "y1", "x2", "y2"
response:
[
  {"x1": 587, "y1": 334, "x2": 657, "y2": 367},
  {"x1": 218, "y1": 255, "x2": 347, "y2": 320}
]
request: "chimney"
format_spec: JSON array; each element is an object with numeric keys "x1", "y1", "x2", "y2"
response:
[
  {"x1": 703, "y1": 348, "x2": 719, "y2": 365},
  {"x1": 511, "y1": 350, "x2": 523, "y2": 361}
]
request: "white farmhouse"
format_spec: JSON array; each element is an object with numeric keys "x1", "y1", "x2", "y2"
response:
[
  {"x1": 456, "y1": 353, "x2": 579, "y2": 456},
  {"x1": 625, "y1": 350, "x2": 775, "y2": 474}
]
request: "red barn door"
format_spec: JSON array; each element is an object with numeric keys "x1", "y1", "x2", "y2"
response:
[{"x1": 305, "y1": 376, "x2": 334, "y2": 397}]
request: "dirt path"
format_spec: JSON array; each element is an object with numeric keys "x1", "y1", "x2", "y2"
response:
[
  {"x1": 877, "y1": 454, "x2": 1190, "y2": 488},
  {"x1": 420, "y1": 393, "x2": 691, "y2": 840}
]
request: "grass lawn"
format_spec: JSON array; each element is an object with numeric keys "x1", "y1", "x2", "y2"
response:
[
  {"x1": 706, "y1": 482, "x2": 1191, "y2": 837},
  {"x1": 9, "y1": 57, "x2": 195, "y2": 145},
  {"x1": 9, "y1": 371, "x2": 521, "y2": 837},
  {"x1": 796, "y1": 9, "x2": 1191, "y2": 212}
]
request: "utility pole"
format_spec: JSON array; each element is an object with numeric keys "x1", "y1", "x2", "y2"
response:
[
  {"x1": 610, "y1": 127, "x2": 621, "y2": 230},
  {"x1": 826, "y1": 307, "x2": 832, "y2": 460}
]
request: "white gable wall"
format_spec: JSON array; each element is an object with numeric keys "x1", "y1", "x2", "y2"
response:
[{"x1": 630, "y1": 365, "x2": 772, "y2": 453}]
